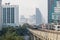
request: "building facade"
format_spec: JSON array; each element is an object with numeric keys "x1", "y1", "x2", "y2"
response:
[
  {"x1": 52, "y1": 1, "x2": 60, "y2": 23},
  {"x1": 2, "y1": 3, "x2": 19, "y2": 26},
  {"x1": 48, "y1": 0, "x2": 56, "y2": 23}
]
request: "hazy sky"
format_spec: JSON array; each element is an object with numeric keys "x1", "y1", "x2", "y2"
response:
[{"x1": 2, "y1": 0, "x2": 48, "y2": 23}]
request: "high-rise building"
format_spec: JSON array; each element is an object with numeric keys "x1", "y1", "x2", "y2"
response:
[
  {"x1": 0, "y1": 0, "x2": 2, "y2": 30},
  {"x1": 36, "y1": 8, "x2": 43, "y2": 25},
  {"x1": 52, "y1": 1, "x2": 60, "y2": 23},
  {"x1": 25, "y1": 8, "x2": 43, "y2": 25},
  {"x1": 2, "y1": 3, "x2": 19, "y2": 26},
  {"x1": 48, "y1": 0, "x2": 56, "y2": 23}
]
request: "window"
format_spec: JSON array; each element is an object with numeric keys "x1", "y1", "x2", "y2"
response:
[
  {"x1": 7, "y1": 8, "x2": 10, "y2": 23},
  {"x1": 11, "y1": 8, "x2": 14, "y2": 23},
  {"x1": 3, "y1": 8, "x2": 6, "y2": 23}
]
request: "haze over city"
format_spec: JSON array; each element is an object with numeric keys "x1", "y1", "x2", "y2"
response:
[
  {"x1": 0, "y1": 0, "x2": 60, "y2": 40},
  {"x1": 2, "y1": 0, "x2": 48, "y2": 23}
]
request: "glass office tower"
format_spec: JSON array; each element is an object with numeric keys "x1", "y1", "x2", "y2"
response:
[
  {"x1": 52, "y1": 1, "x2": 60, "y2": 23},
  {"x1": 48, "y1": 0, "x2": 56, "y2": 23}
]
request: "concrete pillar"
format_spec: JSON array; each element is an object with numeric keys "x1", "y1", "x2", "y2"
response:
[
  {"x1": 30, "y1": 35, "x2": 34, "y2": 40},
  {"x1": 34, "y1": 36, "x2": 37, "y2": 40},
  {"x1": 36, "y1": 37, "x2": 40, "y2": 40}
]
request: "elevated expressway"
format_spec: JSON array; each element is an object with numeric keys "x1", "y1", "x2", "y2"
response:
[{"x1": 28, "y1": 28, "x2": 60, "y2": 40}]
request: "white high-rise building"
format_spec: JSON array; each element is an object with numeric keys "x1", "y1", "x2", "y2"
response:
[
  {"x1": 0, "y1": 0, "x2": 2, "y2": 30},
  {"x1": 2, "y1": 3, "x2": 19, "y2": 26}
]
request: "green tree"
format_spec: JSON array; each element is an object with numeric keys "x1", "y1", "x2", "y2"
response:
[{"x1": 0, "y1": 26, "x2": 24, "y2": 40}]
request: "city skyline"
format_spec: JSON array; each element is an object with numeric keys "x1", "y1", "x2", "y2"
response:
[
  {"x1": 0, "y1": 0, "x2": 60, "y2": 40},
  {"x1": 2, "y1": 0, "x2": 48, "y2": 23}
]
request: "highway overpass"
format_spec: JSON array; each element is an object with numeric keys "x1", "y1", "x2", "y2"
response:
[{"x1": 28, "y1": 28, "x2": 60, "y2": 40}]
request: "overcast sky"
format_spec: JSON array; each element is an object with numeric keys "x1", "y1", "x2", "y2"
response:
[{"x1": 2, "y1": 0, "x2": 48, "y2": 23}]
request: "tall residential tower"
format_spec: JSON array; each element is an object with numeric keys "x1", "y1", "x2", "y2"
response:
[{"x1": 36, "y1": 8, "x2": 43, "y2": 25}]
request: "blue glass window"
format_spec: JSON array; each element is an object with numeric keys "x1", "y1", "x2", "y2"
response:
[
  {"x1": 11, "y1": 8, "x2": 14, "y2": 23},
  {"x1": 3, "y1": 8, "x2": 6, "y2": 23},
  {"x1": 7, "y1": 8, "x2": 10, "y2": 23}
]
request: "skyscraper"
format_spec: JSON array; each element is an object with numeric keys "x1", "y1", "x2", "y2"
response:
[
  {"x1": 27, "y1": 8, "x2": 43, "y2": 25},
  {"x1": 48, "y1": 0, "x2": 56, "y2": 23},
  {"x1": 2, "y1": 3, "x2": 19, "y2": 26},
  {"x1": 36, "y1": 8, "x2": 42, "y2": 25},
  {"x1": 52, "y1": 1, "x2": 60, "y2": 23}
]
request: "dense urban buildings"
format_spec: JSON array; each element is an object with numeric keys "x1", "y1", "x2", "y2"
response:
[
  {"x1": 20, "y1": 15, "x2": 36, "y2": 25},
  {"x1": 27, "y1": 8, "x2": 43, "y2": 25},
  {"x1": 48, "y1": 0, "x2": 56, "y2": 23},
  {"x1": 20, "y1": 8, "x2": 44, "y2": 26},
  {"x1": 2, "y1": 3, "x2": 19, "y2": 26}
]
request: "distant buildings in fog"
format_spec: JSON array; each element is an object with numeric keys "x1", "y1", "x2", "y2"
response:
[
  {"x1": 27, "y1": 15, "x2": 36, "y2": 25},
  {"x1": 48, "y1": 0, "x2": 56, "y2": 23},
  {"x1": 20, "y1": 8, "x2": 44, "y2": 26},
  {"x1": 0, "y1": 0, "x2": 2, "y2": 30},
  {"x1": 20, "y1": 15, "x2": 36, "y2": 25},
  {"x1": 20, "y1": 15, "x2": 27, "y2": 25}
]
